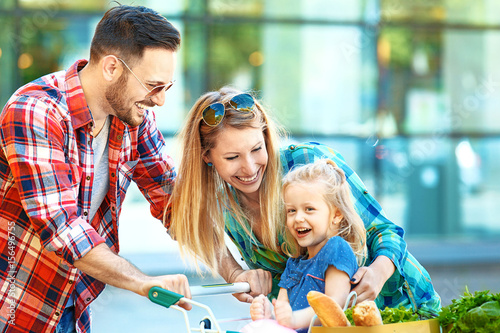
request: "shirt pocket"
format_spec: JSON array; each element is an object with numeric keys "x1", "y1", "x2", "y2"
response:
[{"x1": 68, "y1": 163, "x2": 82, "y2": 187}]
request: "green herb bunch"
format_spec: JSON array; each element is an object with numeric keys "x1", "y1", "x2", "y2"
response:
[
  {"x1": 438, "y1": 288, "x2": 500, "y2": 333},
  {"x1": 344, "y1": 306, "x2": 419, "y2": 326}
]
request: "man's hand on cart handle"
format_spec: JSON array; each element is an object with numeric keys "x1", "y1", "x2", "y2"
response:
[{"x1": 144, "y1": 274, "x2": 192, "y2": 310}]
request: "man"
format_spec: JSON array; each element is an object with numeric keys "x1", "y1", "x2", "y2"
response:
[{"x1": 0, "y1": 5, "x2": 190, "y2": 332}]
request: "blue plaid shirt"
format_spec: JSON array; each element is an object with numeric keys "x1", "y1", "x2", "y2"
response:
[{"x1": 225, "y1": 142, "x2": 441, "y2": 316}]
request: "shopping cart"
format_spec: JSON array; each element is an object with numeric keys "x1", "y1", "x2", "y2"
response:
[
  {"x1": 149, "y1": 286, "x2": 440, "y2": 333},
  {"x1": 149, "y1": 282, "x2": 251, "y2": 333}
]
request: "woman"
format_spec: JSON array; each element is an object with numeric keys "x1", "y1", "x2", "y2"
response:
[{"x1": 167, "y1": 86, "x2": 441, "y2": 317}]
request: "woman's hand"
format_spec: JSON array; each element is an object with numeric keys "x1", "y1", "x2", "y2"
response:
[
  {"x1": 219, "y1": 249, "x2": 272, "y2": 303},
  {"x1": 231, "y1": 268, "x2": 273, "y2": 303},
  {"x1": 350, "y1": 256, "x2": 395, "y2": 304},
  {"x1": 250, "y1": 294, "x2": 273, "y2": 320}
]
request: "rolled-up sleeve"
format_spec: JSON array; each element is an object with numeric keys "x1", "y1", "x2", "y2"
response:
[{"x1": 0, "y1": 95, "x2": 105, "y2": 265}]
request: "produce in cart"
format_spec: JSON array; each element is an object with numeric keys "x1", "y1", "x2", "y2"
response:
[{"x1": 438, "y1": 288, "x2": 500, "y2": 333}]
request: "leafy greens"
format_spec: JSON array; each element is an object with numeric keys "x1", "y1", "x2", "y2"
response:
[{"x1": 438, "y1": 288, "x2": 500, "y2": 333}]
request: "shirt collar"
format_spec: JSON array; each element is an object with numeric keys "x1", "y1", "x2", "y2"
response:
[{"x1": 65, "y1": 59, "x2": 93, "y2": 130}]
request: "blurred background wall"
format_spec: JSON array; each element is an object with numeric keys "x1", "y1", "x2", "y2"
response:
[{"x1": 2, "y1": 0, "x2": 500, "y2": 328}]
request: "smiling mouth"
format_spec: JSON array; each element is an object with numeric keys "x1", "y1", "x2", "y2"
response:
[
  {"x1": 296, "y1": 228, "x2": 311, "y2": 235},
  {"x1": 236, "y1": 169, "x2": 260, "y2": 183},
  {"x1": 136, "y1": 99, "x2": 157, "y2": 109}
]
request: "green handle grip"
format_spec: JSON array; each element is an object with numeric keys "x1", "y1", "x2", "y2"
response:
[{"x1": 148, "y1": 286, "x2": 184, "y2": 308}]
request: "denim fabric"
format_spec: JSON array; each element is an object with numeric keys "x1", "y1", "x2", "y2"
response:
[{"x1": 56, "y1": 306, "x2": 78, "y2": 333}]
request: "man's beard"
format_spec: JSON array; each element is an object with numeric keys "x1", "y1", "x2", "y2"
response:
[{"x1": 105, "y1": 72, "x2": 147, "y2": 127}]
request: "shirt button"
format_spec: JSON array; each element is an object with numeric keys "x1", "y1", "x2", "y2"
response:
[
  {"x1": 363, "y1": 190, "x2": 368, "y2": 194},
  {"x1": 111, "y1": 172, "x2": 115, "y2": 178},
  {"x1": 111, "y1": 206, "x2": 116, "y2": 212},
  {"x1": 86, "y1": 176, "x2": 91, "y2": 181},
  {"x1": 68, "y1": 280, "x2": 74, "y2": 284},
  {"x1": 83, "y1": 211, "x2": 88, "y2": 216},
  {"x1": 86, "y1": 297, "x2": 92, "y2": 302},
  {"x1": 55, "y1": 311, "x2": 60, "y2": 316},
  {"x1": 289, "y1": 145, "x2": 296, "y2": 150},
  {"x1": 117, "y1": 135, "x2": 122, "y2": 140}
]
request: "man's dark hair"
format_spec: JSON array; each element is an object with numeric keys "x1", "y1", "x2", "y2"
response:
[{"x1": 90, "y1": 5, "x2": 181, "y2": 64}]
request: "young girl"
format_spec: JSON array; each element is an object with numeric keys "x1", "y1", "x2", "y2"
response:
[{"x1": 250, "y1": 159, "x2": 367, "y2": 332}]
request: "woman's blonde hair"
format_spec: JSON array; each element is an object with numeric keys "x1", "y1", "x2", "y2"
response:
[
  {"x1": 281, "y1": 159, "x2": 367, "y2": 266},
  {"x1": 166, "y1": 86, "x2": 285, "y2": 274}
]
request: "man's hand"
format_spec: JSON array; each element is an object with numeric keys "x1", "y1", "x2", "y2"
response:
[
  {"x1": 74, "y1": 243, "x2": 193, "y2": 310},
  {"x1": 230, "y1": 268, "x2": 273, "y2": 303},
  {"x1": 141, "y1": 274, "x2": 192, "y2": 310}
]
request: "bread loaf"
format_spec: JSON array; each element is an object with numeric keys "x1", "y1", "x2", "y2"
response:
[
  {"x1": 307, "y1": 291, "x2": 350, "y2": 327},
  {"x1": 352, "y1": 300, "x2": 383, "y2": 326}
]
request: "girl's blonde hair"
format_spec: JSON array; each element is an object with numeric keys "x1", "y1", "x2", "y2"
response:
[
  {"x1": 281, "y1": 159, "x2": 367, "y2": 266},
  {"x1": 166, "y1": 86, "x2": 285, "y2": 274}
]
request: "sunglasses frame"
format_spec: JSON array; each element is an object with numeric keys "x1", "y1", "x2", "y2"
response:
[
  {"x1": 201, "y1": 93, "x2": 255, "y2": 127},
  {"x1": 117, "y1": 57, "x2": 175, "y2": 99}
]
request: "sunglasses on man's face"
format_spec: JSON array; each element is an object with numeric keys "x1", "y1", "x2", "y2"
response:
[
  {"x1": 117, "y1": 57, "x2": 175, "y2": 99},
  {"x1": 201, "y1": 93, "x2": 255, "y2": 127}
]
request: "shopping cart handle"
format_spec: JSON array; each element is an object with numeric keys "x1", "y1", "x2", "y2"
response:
[
  {"x1": 190, "y1": 282, "x2": 251, "y2": 296},
  {"x1": 148, "y1": 282, "x2": 251, "y2": 308},
  {"x1": 148, "y1": 286, "x2": 183, "y2": 308}
]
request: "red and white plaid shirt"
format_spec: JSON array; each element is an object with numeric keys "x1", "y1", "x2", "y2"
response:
[{"x1": 0, "y1": 60, "x2": 175, "y2": 332}]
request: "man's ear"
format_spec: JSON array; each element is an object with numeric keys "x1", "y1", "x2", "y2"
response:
[{"x1": 101, "y1": 55, "x2": 122, "y2": 82}]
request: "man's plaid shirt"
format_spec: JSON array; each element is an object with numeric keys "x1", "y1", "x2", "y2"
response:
[{"x1": 0, "y1": 60, "x2": 175, "y2": 332}]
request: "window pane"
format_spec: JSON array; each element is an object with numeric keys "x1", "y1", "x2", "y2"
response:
[
  {"x1": 0, "y1": 17, "x2": 17, "y2": 106},
  {"x1": 17, "y1": 0, "x2": 183, "y2": 15},
  {"x1": 380, "y1": 27, "x2": 500, "y2": 135},
  {"x1": 206, "y1": 23, "x2": 262, "y2": 91},
  {"x1": 381, "y1": 0, "x2": 500, "y2": 26},
  {"x1": 262, "y1": 24, "x2": 377, "y2": 134},
  {"x1": 17, "y1": 16, "x2": 92, "y2": 84},
  {"x1": 209, "y1": 0, "x2": 372, "y2": 21},
  {"x1": 209, "y1": 0, "x2": 262, "y2": 17},
  {"x1": 19, "y1": 0, "x2": 108, "y2": 11},
  {"x1": 0, "y1": 0, "x2": 15, "y2": 9},
  {"x1": 443, "y1": 30, "x2": 500, "y2": 133},
  {"x1": 378, "y1": 137, "x2": 500, "y2": 239},
  {"x1": 460, "y1": 138, "x2": 500, "y2": 236}
]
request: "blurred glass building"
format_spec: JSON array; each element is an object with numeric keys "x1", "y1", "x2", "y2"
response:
[{"x1": 2, "y1": 0, "x2": 500, "y2": 255}]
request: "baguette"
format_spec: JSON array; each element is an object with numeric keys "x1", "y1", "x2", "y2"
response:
[
  {"x1": 307, "y1": 291, "x2": 350, "y2": 327},
  {"x1": 352, "y1": 300, "x2": 383, "y2": 326}
]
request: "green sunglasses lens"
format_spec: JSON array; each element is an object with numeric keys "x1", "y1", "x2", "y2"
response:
[
  {"x1": 202, "y1": 103, "x2": 225, "y2": 126},
  {"x1": 229, "y1": 93, "x2": 254, "y2": 111}
]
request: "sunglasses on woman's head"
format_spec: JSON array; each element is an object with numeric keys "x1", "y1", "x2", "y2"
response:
[
  {"x1": 117, "y1": 57, "x2": 175, "y2": 99},
  {"x1": 201, "y1": 93, "x2": 255, "y2": 127}
]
